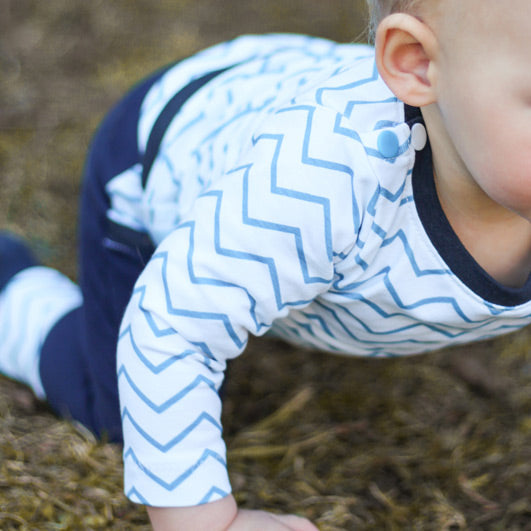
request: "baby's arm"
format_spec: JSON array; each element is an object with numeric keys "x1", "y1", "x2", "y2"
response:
[
  {"x1": 118, "y1": 200, "x2": 331, "y2": 523},
  {"x1": 147, "y1": 496, "x2": 318, "y2": 530},
  {"x1": 118, "y1": 105, "x2": 356, "y2": 524}
]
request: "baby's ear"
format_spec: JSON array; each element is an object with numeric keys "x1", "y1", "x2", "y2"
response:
[{"x1": 375, "y1": 13, "x2": 438, "y2": 107}]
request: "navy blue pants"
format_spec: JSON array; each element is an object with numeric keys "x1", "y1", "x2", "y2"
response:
[{"x1": 39, "y1": 72, "x2": 164, "y2": 442}]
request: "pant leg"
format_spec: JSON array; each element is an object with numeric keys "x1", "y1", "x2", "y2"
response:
[{"x1": 39, "y1": 70, "x2": 165, "y2": 442}]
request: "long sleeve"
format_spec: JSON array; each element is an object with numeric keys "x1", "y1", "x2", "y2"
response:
[{"x1": 117, "y1": 103, "x2": 361, "y2": 506}]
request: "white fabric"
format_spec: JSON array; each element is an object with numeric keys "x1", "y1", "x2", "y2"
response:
[
  {"x1": 0, "y1": 267, "x2": 82, "y2": 398},
  {"x1": 112, "y1": 35, "x2": 531, "y2": 506}
]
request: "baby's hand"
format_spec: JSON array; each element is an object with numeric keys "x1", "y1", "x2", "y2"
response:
[
  {"x1": 147, "y1": 495, "x2": 318, "y2": 531},
  {"x1": 228, "y1": 509, "x2": 318, "y2": 530}
]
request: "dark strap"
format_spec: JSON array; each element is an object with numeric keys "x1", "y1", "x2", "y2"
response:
[{"x1": 141, "y1": 66, "x2": 234, "y2": 188}]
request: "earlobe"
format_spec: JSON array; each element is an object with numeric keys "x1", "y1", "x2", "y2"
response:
[{"x1": 375, "y1": 14, "x2": 438, "y2": 107}]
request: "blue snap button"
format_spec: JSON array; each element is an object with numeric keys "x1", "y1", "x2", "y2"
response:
[{"x1": 377, "y1": 130, "x2": 400, "y2": 158}]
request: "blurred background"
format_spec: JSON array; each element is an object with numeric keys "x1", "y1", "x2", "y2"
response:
[
  {"x1": 0, "y1": 0, "x2": 368, "y2": 277},
  {"x1": 0, "y1": 2, "x2": 530, "y2": 530}
]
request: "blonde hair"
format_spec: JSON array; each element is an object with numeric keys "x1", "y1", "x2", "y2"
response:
[{"x1": 366, "y1": 0, "x2": 425, "y2": 41}]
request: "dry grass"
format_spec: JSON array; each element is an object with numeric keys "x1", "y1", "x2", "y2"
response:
[
  {"x1": 0, "y1": 1, "x2": 530, "y2": 529},
  {"x1": 1, "y1": 334, "x2": 530, "y2": 530}
]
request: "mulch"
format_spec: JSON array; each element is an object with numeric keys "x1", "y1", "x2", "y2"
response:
[{"x1": 1, "y1": 1, "x2": 530, "y2": 529}]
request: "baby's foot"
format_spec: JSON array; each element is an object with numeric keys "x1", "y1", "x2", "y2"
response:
[
  {"x1": 0, "y1": 233, "x2": 81, "y2": 398},
  {"x1": 0, "y1": 232, "x2": 38, "y2": 292}
]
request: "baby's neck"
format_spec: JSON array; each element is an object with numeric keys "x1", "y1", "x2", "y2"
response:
[
  {"x1": 421, "y1": 105, "x2": 531, "y2": 288},
  {"x1": 435, "y1": 175, "x2": 531, "y2": 288},
  {"x1": 452, "y1": 214, "x2": 531, "y2": 288}
]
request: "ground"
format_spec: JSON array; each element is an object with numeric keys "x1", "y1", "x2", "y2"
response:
[{"x1": 0, "y1": 1, "x2": 530, "y2": 529}]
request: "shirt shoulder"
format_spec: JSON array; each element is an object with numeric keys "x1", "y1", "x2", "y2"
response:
[
  {"x1": 138, "y1": 34, "x2": 374, "y2": 149},
  {"x1": 139, "y1": 35, "x2": 415, "y2": 247}
]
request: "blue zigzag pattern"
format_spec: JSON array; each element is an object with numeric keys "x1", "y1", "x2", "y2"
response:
[
  {"x1": 119, "y1": 366, "x2": 217, "y2": 414},
  {"x1": 124, "y1": 447, "x2": 226, "y2": 491},
  {"x1": 115, "y1": 35, "x2": 531, "y2": 507},
  {"x1": 122, "y1": 408, "x2": 221, "y2": 452}
]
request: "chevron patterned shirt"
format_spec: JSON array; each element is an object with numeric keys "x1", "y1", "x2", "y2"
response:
[{"x1": 112, "y1": 34, "x2": 531, "y2": 506}]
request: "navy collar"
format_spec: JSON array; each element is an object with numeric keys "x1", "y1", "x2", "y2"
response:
[{"x1": 406, "y1": 105, "x2": 531, "y2": 307}]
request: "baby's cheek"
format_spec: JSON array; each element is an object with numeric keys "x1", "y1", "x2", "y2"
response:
[
  {"x1": 476, "y1": 128, "x2": 531, "y2": 204},
  {"x1": 486, "y1": 163, "x2": 531, "y2": 219}
]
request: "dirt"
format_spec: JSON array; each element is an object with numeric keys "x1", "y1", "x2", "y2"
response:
[{"x1": 0, "y1": 1, "x2": 530, "y2": 529}]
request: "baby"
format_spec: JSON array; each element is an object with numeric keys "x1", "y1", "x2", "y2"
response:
[{"x1": 1, "y1": 0, "x2": 530, "y2": 529}]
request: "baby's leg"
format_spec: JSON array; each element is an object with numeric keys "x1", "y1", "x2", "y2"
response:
[
  {"x1": 39, "y1": 69, "x2": 167, "y2": 442},
  {"x1": 0, "y1": 234, "x2": 81, "y2": 399},
  {"x1": 0, "y1": 69, "x2": 164, "y2": 442}
]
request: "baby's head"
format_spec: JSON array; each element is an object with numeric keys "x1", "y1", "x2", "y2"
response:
[
  {"x1": 369, "y1": 0, "x2": 531, "y2": 225},
  {"x1": 366, "y1": 0, "x2": 430, "y2": 41}
]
